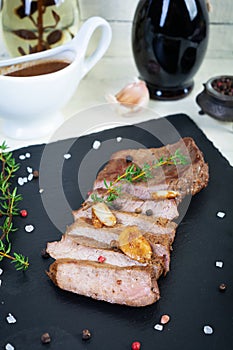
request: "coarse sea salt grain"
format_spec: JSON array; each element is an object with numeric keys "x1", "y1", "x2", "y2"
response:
[
  {"x1": 5, "y1": 343, "x2": 14, "y2": 350},
  {"x1": 203, "y1": 325, "x2": 213, "y2": 335},
  {"x1": 28, "y1": 173, "x2": 33, "y2": 181},
  {"x1": 217, "y1": 211, "x2": 225, "y2": 218},
  {"x1": 116, "y1": 137, "x2": 122, "y2": 142},
  {"x1": 154, "y1": 324, "x2": 163, "y2": 331},
  {"x1": 215, "y1": 261, "x2": 224, "y2": 268},
  {"x1": 92, "y1": 140, "x2": 101, "y2": 150},
  {"x1": 0, "y1": 280, "x2": 2, "y2": 287},
  {"x1": 19, "y1": 155, "x2": 26, "y2": 160},
  {"x1": 25, "y1": 152, "x2": 31, "y2": 158},
  {"x1": 18, "y1": 177, "x2": 24, "y2": 186},
  {"x1": 64, "y1": 153, "x2": 71, "y2": 160},
  {"x1": 27, "y1": 166, "x2": 33, "y2": 173},
  {"x1": 39, "y1": 189, "x2": 44, "y2": 194},
  {"x1": 25, "y1": 225, "x2": 34, "y2": 233},
  {"x1": 0, "y1": 268, "x2": 3, "y2": 275},
  {"x1": 23, "y1": 177, "x2": 28, "y2": 183},
  {"x1": 6, "y1": 313, "x2": 17, "y2": 324},
  {"x1": 215, "y1": 261, "x2": 223, "y2": 268}
]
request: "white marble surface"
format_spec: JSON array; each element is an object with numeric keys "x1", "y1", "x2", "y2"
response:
[{"x1": 0, "y1": 55, "x2": 232, "y2": 167}]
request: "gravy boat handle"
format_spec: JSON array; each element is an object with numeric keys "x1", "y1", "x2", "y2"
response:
[{"x1": 71, "y1": 16, "x2": 112, "y2": 79}]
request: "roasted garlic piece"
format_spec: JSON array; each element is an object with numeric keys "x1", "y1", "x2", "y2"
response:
[
  {"x1": 118, "y1": 226, "x2": 152, "y2": 263},
  {"x1": 92, "y1": 202, "x2": 117, "y2": 227},
  {"x1": 151, "y1": 190, "x2": 180, "y2": 200}
]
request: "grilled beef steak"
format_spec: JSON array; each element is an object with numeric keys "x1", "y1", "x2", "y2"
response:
[
  {"x1": 47, "y1": 137, "x2": 209, "y2": 307},
  {"x1": 74, "y1": 198, "x2": 179, "y2": 221},
  {"x1": 47, "y1": 259, "x2": 160, "y2": 307},
  {"x1": 72, "y1": 210, "x2": 177, "y2": 236},
  {"x1": 94, "y1": 137, "x2": 209, "y2": 198},
  {"x1": 47, "y1": 235, "x2": 167, "y2": 278},
  {"x1": 66, "y1": 218, "x2": 177, "y2": 248}
]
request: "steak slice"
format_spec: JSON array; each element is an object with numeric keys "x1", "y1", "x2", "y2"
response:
[
  {"x1": 73, "y1": 208, "x2": 177, "y2": 234},
  {"x1": 84, "y1": 189, "x2": 179, "y2": 220},
  {"x1": 66, "y1": 218, "x2": 177, "y2": 246},
  {"x1": 47, "y1": 235, "x2": 165, "y2": 278},
  {"x1": 47, "y1": 259, "x2": 160, "y2": 307},
  {"x1": 94, "y1": 137, "x2": 209, "y2": 198},
  {"x1": 74, "y1": 196, "x2": 179, "y2": 221}
]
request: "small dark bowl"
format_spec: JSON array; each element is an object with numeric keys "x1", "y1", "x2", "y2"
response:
[{"x1": 196, "y1": 75, "x2": 233, "y2": 121}]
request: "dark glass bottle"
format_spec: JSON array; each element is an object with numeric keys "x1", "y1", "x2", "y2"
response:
[{"x1": 132, "y1": 0, "x2": 209, "y2": 100}]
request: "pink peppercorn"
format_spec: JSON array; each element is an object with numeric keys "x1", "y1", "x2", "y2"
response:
[
  {"x1": 20, "y1": 209, "x2": 28, "y2": 218},
  {"x1": 131, "y1": 341, "x2": 141, "y2": 350},
  {"x1": 98, "y1": 256, "x2": 106, "y2": 263}
]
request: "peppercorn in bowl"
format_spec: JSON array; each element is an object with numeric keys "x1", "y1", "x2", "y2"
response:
[{"x1": 196, "y1": 75, "x2": 233, "y2": 121}]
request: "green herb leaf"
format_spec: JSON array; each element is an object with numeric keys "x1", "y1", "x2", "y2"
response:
[{"x1": 0, "y1": 141, "x2": 29, "y2": 271}]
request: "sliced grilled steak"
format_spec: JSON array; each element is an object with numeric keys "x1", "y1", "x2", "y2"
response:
[
  {"x1": 94, "y1": 137, "x2": 209, "y2": 198},
  {"x1": 74, "y1": 196, "x2": 179, "y2": 221},
  {"x1": 47, "y1": 259, "x2": 160, "y2": 307},
  {"x1": 47, "y1": 236, "x2": 146, "y2": 267},
  {"x1": 46, "y1": 137, "x2": 209, "y2": 307},
  {"x1": 83, "y1": 189, "x2": 179, "y2": 220},
  {"x1": 47, "y1": 236, "x2": 164, "y2": 279},
  {"x1": 73, "y1": 207, "x2": 177, "y2": 232},
  {"x1": 66, "y1": 218, "x2": 120, "y2": 247},
  {"x1": 66, "y1": 218, "x2": 177, "y2": 245}
]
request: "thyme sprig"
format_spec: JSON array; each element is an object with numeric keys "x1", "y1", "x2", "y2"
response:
[
  {"x1": 0, "y1": 141, "x2": 29, "y2": 271},
  {"x1": 91, "y1": 148, "x2": 189, "y2": 203}
]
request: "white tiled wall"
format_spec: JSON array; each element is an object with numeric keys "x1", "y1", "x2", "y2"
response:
[
  {"x1": 0, "y1": 1, "x2": 232, "y2": 59},
  {"x1": 79, "y1": 0, "x2": 233, "y2": 59}
]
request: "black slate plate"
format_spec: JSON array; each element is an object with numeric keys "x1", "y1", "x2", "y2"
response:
[{"x1": 1, "y1": 114, "x2": 233, "y2": 350}]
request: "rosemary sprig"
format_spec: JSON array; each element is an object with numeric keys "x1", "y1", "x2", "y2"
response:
[
  {"x1": 0, "y1": 141, "x2": 29, "y2": 271},
  {"x1": 91, "y1": 148, "x2": 189, "y2": 203}
]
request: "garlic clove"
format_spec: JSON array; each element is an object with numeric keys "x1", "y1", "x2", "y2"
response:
[
  {"x1": 151, "y1": 190, "x2": 180, "y2": 200},
  {"x1": 92, "y1": 202, "x2": 117, "y2": 227},
  {"x1": 118, "y1": 226, "x2": 152, "y2": 263},
  {"x1": 105, "y1": 79, "x2": 150, "y2": 115}
]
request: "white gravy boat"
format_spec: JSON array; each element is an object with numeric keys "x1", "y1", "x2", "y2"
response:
[{"x1": 0, "y1": 16, "x2": 112, "y2": 140}]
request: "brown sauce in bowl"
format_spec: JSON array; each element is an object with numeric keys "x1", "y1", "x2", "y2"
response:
[{"x1": 5, "y1": 60, "x2": 71, "y2": 77}]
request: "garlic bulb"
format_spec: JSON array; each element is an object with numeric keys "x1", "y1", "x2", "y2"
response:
[{"x1": 105, "y1": 79, "x2": 150, "y2": 115}]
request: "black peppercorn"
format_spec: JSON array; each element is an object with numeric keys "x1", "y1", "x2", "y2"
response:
[
  {"x1": 145, "y1": 209, "x2": 153, "y2": 216},
  {"x1": 41, "y1": 332, "x2": 51, "y2": 344},
  {"x1": 33, "y1": 170, "x2": 39, "y2": 178},
  {"x1": 219, "y1": 283, "x2": 227, "y2": 292},
  {"x1": 135, "y1": 207, "x2": 142, "y2": 214},
  {"x1": 82, "y1": 329, "x2": 92, "y2": 340},
  {"x1": 212, "y1": 77, "x2": 233, "y2": 96},
  {"x1": 110, "y1": 239, "x2": 119, "y2": 251},
  {"x1": 126, "y1": 155, "x2": 133, "y2": 163},
  {"x1": 41, "y1": 248, "x2": 50, "y2": 259}
]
